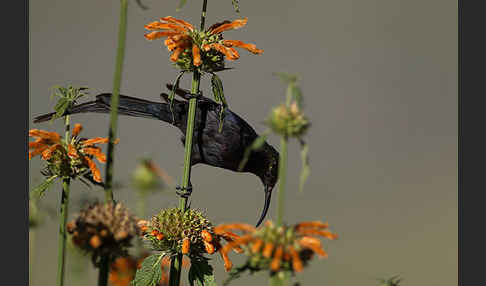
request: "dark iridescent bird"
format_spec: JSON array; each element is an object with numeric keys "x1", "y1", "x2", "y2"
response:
[{"x1": 33, "y1": 85, "x2": 279, "y2": 227}]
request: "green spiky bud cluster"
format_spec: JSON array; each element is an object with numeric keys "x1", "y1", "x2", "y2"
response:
[
  {"x1": 67, "y1": 202, "x2": 140, "y2": 266},
  {"x1": 267, "y1": 102, "x2": 310, "y2": 138},
  {"x1": 143, "y1": 208, "x2": 215, "y2": 257}
]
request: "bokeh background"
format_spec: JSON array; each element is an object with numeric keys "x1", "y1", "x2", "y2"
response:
[{"x1": 29, "y1": 0, "x2": 457, "y2": 285}]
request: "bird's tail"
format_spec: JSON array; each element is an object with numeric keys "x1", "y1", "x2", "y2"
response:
[{"x1": 33, "y1": 93, "x2": 174, "y2": 123}]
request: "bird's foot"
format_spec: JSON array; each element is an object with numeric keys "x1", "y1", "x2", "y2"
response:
[{"x1": 175, "y1": 185, "x2": 193, "y2": 198}]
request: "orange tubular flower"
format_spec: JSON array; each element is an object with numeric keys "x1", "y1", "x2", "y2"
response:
[
  {"x1": 29, "y1": 124, "x2": 118, "y2": 183},
  {"x1": 214, "y1": 220, "x2": 337, "y2": 274},
  {"x1": 144, "y1": 16, "x2": 263, "y2": 70},
  {"x1": 182, "y1": 238, "x2": 190, "y2": 254}
]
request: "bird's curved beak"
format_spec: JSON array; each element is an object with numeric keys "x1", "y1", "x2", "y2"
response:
[{"x1": 255, "y1": 185, "x2": 273, "y2": 227}]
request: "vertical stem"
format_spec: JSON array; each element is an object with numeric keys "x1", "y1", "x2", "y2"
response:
[
  {"x1": 276, "y1": 137, "x2": 288, "y2": 226},
  {"x1": 29, "y1": 228, "x2": 36, "y2": 286},
  {"x1": 99, "y1": 0, "x2": 128, "y2": 285},
  {"x1": 57, "y1": 178, "x2": 70, "y2": 286},
  {"x1": 97, "y1": 255, "x2": 110, "y2": 286},
  {"x1": 169, "y1": 2, "x2": 208, "y2": 286},
  {"x1": 104, "y1": 0, "x2": 128, "y2": 202},
  {"x1": 57, "y1": 115, "x2": 71, "y2": 286}
]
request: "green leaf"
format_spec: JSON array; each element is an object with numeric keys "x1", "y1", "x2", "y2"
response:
[
  {"x1": 54, "y1": 98, "x2": 70, "y2": 119},
  {"x1": 289, "y1": 84, "x2": 303, "y2": 108},
  {"x1": 132, "y1": 254, "x2": 164, "y2": 286},
  {"x1": 30, "y1": 175, "x2": 57, "y2": 200},
  {"x1": 211, "y1": 74, "x2": 228, "y2": 133},
  {"x1": 231, "y1": 0, "x2": 240, "y2": 13},
  {"x1": 169, "y1": 72, "x2": 185, "y2": 123},
  {"x1": 378, "y1": 276, "x2": 403, "y2": 286},
  {"x1": 298, "y1": 141, "x2": 310, "y2": 193},
  {"x1": 188, "y1": 258, "x2": 217, "y2": 286},
  {"x1": 177, "y1": 0, "x2": 188, "y2": 11},
  {"x1": 238, "y1": 133, "x2": 269, "y2": 171}
]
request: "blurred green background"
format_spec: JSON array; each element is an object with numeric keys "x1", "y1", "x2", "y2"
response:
[{"x1": 29, "y1": 0, "x2": 457, "y2": 285}]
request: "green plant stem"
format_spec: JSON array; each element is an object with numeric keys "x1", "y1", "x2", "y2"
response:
[
  {"x1": 169, "y1": 2, "x2": 208, "y2": 286},
  {"x1": 29, "y1": 228, "x2": 36, "y2": 286},
  {"x1": 98, "y1": 255, "x2": 110, "y2": 286},
  {"x1": 56, "y1": 115, "x2": 71, "y2": 286},
  {"x1": 276, "y1": 136, "x2": 288, "y2": 226},
  {"x1": 104, "y1": 0, "x2": 128, "y2": 202},
  {"x1": 98, "y1": 0, "x2": 128, "y2": 285},
  {"x1": 57, "y1": 178, "x2": 70, "y2": 286}
]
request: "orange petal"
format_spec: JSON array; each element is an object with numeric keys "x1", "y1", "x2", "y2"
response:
[
  {"x1": 288, "y1": 246, "x2": 303, "y2": 272},
  {"x1": 209, "y1": 43, "x2": 239, "y2": 60},
  {"x1": 29, "y1": 141, "x2": 48, "y2": 150},
  {"x1": 83, "y1": 147, "x2": 107, "y2": 163},
  {"x1": 156, "y1": 233, "x2": 164, "y2": 240},
  {"x1": 192, "y1": 44, "x2": 202, "y2": 67},
  {"x1": 29, "y1": 144, "x2": 50, "y2": 160},
  {"x1": 204, "y1": 241, "x2": 215, "y2": 254},
  {"x1": 170, "y1": 46, "x2": 185, "y2": 62},
  {"x1": 72, "y1": 123, "x2": 83, "y2": 137},
  {"x1": 201, "y1": 44, "x2": 211, "y2": 52},
  {"x1": 182, "y1": 238, "x2": 190, "y2": 254},
  {"x1": 262, "y1": 242, "x2": 275, "y2": 258},
  {"x1": 223, "y1": 40, "x2": 263, "y2": 54},
  {"x1": 210, "y1": 18, "x2": 248, "y2": 34},
  {"x1": 219, "y1": 249, "x2": 233, "y2": 272},
  {"x1": 297, "y1": 229, "x2": 338, "y2": 240},
  {"x1": 270, "y1": 246, "x2": 283, "y2": 271},
  {"x1": 221, "y1": 234, "x2": 253, "y2": 254},
  {"x1": 251, "y1": 238, "x2": 264, "y2": 253},
  {"x1": 85, "y1": 157, "x2": 102, "y2": 182},
  {"x1": 68, "y1": 144, "x2": 79, "y2": 159},
  {"x1": 41, "y1": 143, "x2": 62, "y2": 160},
  {"x1": 295, "y1": 221, "x2": 329, "y2": 231},
  {"x1": 201, "y1": 230, "x2": 213, "y2": 242},
  {"x1": 29, "y1": 129, "x2": 61, "y2": 142},
  {"x1": 298, "y1": 237, "x2": 328, "y2": 258},
  {"x1": 160, "y1": 16, "x2": 194, "y2": 32},
  {"x1": 90, "y1": 235, "x2": 102, "y2": 249},
  {"x1": 144, "y1": 31, "x2": 180, "y2": 40},
  {"x1": 214, "y1": 223, "x2": 256, "y2": 234},
  {"x1": 144, "y1": 21, "x2": 186, "y2": 33}
]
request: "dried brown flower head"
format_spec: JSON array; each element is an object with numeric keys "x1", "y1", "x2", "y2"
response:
[{"x1": 67, "y1": 202, "x2": 140, "y2": 266}]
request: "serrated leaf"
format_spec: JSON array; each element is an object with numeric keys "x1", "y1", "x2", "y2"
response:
[
  {"x1": 132, "y1": 254, "x2": 164, "y2": 286},
  {"x1": 298, "y1": 141, "x2": 310, "y2": 193},
  {"x1": 211, "y1": 74, "x2": 228, "y2": 133},
  {"x1": 30, "y1": 175, "x2": 57, "y2": 200},
  {"x1": 188, "y1": 258, "x2": 217, "y2": 286},
  {"x1": 54, "y1": 98, "x2": 70, "y2": 119},
  {"x1": 238, "y1": 133, "x2": 269, "y2": 171}
]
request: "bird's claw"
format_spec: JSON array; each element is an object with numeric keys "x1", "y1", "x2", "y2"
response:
[
  {"x1": 185, "y1": 91, "x2": 203, "y2": 100},
  {"x1": 176, "y1": 185, "x2": 193, "y2": 198}
]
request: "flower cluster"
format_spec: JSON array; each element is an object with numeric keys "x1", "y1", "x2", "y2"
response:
[
  {"x1": 267, "y1": 102, "x2": 310, "y2": 138},
  {"x1": 29, "y1": 124, "x2": 118, "y2": 183},
  {"x1": 66, "y1": 202, "x2": 140, "y2": 265},
  {"x1": 144, "y1": 16, "x2": 263, "y2": 72},
  {"x1": 139, "y1": 208, "x2": 239, "y2": 271},
  {"x1": 215, "y1": 220, "x2": 337, "y2": 274},
  {"x1": 109, "y1": 254, "x2": 190, "y2": 286}
]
